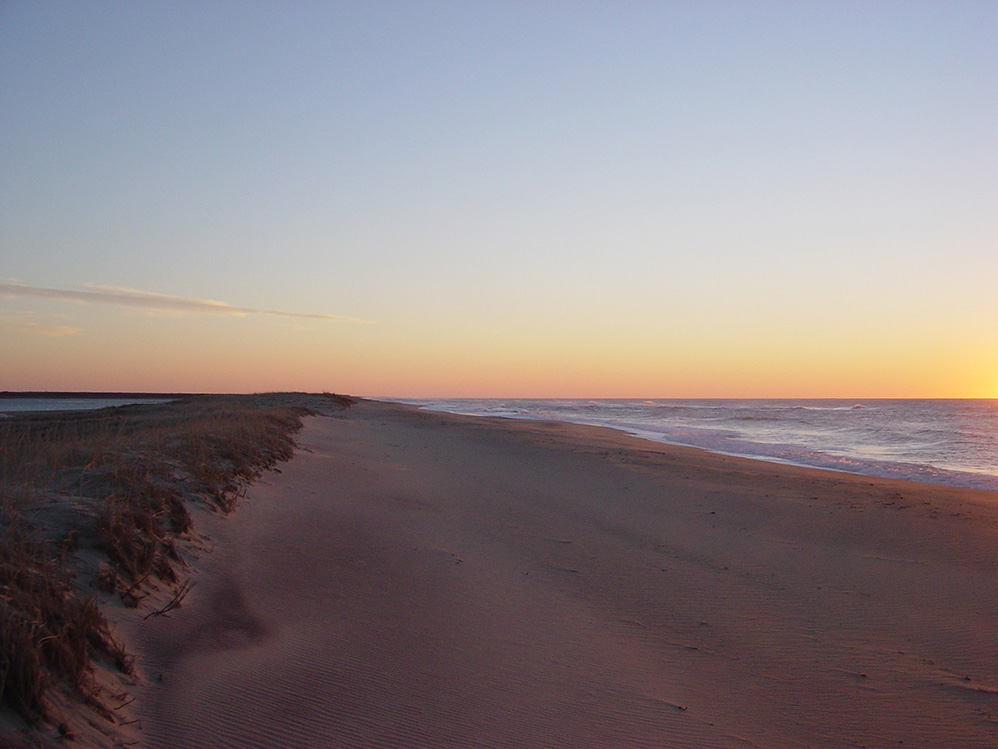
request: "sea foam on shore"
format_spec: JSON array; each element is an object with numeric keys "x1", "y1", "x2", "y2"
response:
[{"x1": 405, "y1": 398, "x2": 998, "y2": 491}]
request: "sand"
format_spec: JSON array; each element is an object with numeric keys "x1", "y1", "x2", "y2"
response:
[{"x1": 122, "y1": 399, "x2": 998, "y2": 748}]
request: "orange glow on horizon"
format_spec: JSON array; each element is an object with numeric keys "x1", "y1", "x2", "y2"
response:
[{"x1": 2, "y1": 301, "x2": 994, "y2": 399}]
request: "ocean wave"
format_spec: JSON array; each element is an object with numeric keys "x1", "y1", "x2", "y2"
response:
[{"x1": 407, "y1": 398, "x2": 998, "y2": 493}]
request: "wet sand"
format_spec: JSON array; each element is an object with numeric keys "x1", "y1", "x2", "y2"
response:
[{"x1": 126, "y1": 399, "x2": 998, "y2": 747}]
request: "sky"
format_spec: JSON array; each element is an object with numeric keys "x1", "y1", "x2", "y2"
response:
[{"x1": 2, "y1": 1, "x2": 996, "y2": 398}]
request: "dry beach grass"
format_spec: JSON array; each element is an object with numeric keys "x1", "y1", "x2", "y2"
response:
[{"x1": 0, "y1": 393, "x2": 352, "y2": 743}]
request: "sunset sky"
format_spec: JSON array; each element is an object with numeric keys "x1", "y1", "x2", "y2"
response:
[{"x1": 2, "y1": 2, "x2": 996, "y2": 397}]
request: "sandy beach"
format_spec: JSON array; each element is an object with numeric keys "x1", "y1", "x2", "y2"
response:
[{"x1": 122, "y1": 399, "x2": 998, "y2": 748}]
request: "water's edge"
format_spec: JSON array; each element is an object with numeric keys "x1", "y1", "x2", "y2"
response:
[{"x1": 402, "y1": 399, "x2": 998, "y2": 493}]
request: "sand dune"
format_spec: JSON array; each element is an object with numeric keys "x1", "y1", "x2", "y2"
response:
[{"x1": 126, "y1": 400, "x2": 998, "y2": 747}]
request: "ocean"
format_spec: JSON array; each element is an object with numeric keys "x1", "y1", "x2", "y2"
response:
[
  {"x1": 403, "y1": 399, "x2": 998, "y2": 492},
  {"x1": 0, "y1": 396, "x2": 172, "y2": 414}
]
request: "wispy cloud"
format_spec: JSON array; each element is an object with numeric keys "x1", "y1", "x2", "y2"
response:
[
  {"x1": 0, "y1": 282, "x2": 371, "y2": 323},
  {"x1": 21, "y1": 323, "x2": 83, "y2": 337},
  {"x1": 0, "y1": 310, "x2": 82, "y2": 337}
]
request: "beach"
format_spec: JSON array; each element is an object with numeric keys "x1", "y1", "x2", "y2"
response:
[{"x1": 114, "y1": 399, "x2": 998, "y2": 748}]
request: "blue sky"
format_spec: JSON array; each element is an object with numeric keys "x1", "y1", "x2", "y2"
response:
[{"x1": 2, "y1": 2, "x2": 996, "y2": 396}]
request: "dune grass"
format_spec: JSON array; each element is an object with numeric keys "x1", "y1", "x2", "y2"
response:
[
  {"x1": 0, "y1": 393, "x2": 351, "y2": 727},
  {"x1": 0, "y1": 517, "x2": 132, "y2": 723}
]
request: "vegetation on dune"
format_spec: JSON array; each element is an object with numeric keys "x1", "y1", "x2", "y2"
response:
[
  {"x1": 0, "y1": 517, "x2": 132, "y2": 724},
  {"x1": 0, "y1": 393, "x2": 352, "y2": 730}
]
